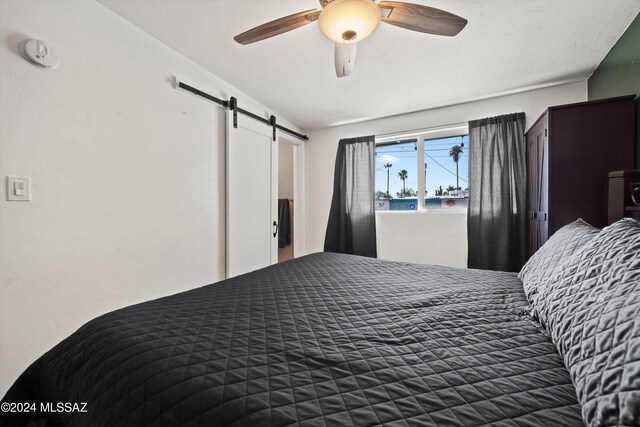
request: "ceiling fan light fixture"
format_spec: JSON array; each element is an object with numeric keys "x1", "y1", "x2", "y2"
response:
[{"x1": 319, "y1": 0, "x2": 381, "y2": 43}]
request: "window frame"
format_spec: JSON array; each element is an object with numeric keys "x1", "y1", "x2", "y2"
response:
[{"x1": 375, "y1": 123, "x2": 469, "y2": 213}]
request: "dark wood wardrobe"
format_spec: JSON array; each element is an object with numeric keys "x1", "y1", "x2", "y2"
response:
[{"x1": 526, "y1": 95, "x2": 636, "y2": 257}]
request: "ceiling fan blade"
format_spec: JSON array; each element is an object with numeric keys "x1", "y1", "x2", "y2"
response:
[
  {"x1": 335, "y1": 42, "x2": 357, "y2": 78},
  {"x1": 234, "y1": 9, "x2": 321, "y2": 45},
  {"x1": 379, "y1": 1, "x2": 467, "y2": 37}
]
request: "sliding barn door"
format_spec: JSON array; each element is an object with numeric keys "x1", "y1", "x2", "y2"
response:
[{"x1": 226, "y1": 113, "x2": 278, "y2": 278}]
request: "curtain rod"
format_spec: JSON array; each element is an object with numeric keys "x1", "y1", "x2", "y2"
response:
[{"x1": 175, "y1": 79, "x2": 309, "y2": 142}]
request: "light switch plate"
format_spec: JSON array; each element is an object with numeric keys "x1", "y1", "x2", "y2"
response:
[{"x1": 6, "y1": 176, "x2": 31, "y2": 201}]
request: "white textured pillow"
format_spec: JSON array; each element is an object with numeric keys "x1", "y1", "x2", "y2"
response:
[
  {"x1": 518, "y1": 219, "x2": 599, "y2": 302},
  {"x1": 531, "y1": 218, "x2": 640, "y2": 427}
]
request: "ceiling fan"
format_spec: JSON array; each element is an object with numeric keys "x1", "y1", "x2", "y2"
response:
[{"x1": 234, "y1": 0, "x2": 467, "y2": 78}]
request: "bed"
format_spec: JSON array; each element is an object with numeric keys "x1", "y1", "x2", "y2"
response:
[{"x1": 2, "y1": 219, "x2": 638, "y2": 426}]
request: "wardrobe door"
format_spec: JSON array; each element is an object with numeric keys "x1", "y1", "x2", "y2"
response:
[
  {"x1": 526, "y1": 131, "x2": 538, "y2": 257},
  {"x1": 526, "y1": 116, "x2": 548, "y2": 257},
  {"x1": 537, "y1": 129, "x2": 549, "y2": 249}
]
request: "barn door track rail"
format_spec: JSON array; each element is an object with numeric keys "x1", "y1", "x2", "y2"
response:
[{"x1": 174, "y1": 78, "x2": 308, "y2": 141}]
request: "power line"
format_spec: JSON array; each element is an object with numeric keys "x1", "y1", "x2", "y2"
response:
[
  {"x1": 425, "y1": 142, "x2": 466, "y2": 147},
  {"x1": 377, "y1": 148, "x2": 465, "y2": 154},
  {"x1": 425, "y1": 153, "x2": 469, "y2": 183},
  {"x1": 376, "y1": 149, "x2": 415, "y2": 154}
]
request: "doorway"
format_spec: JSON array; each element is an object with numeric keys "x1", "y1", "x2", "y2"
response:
[
  {"x1": 278, "y1": 139, "x2": 295, "y2": 262},
  {"x1": 226, "y1": 112, "x2": 306, "y2": 277}
]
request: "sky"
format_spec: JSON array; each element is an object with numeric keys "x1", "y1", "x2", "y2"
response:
[{"x1": 375, "y1": 135, "x2": 469, "y2": 197}]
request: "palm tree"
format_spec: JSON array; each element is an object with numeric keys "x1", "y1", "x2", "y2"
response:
[
  {"x1": 398, "y1": 169, "x2": 408, "y2": 198},
  {"x1": 449, "y1": 145, "x2": 463, "y2": 190},
  {"x1": 384, "y1": 163, "x2": 393, "y2": 198}
]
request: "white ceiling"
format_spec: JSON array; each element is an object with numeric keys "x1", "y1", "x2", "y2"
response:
[{"x1": 98, "y1": 0, "x2": 639, "y2": 130}]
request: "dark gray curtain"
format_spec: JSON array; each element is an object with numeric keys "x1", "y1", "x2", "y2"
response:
[
  {"x1": 468, "y1": 113, "x2": 526, "y2": 272},
  {"x1": 324, "y1": 135, "x2": 377, "y2": 257}
]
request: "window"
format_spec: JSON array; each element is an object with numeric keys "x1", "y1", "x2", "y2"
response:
[
  {"x1": 375, "y1": 139, "x2": 418, "y2": 211},
  {"x1": 375, "y1": 128, "x2": 469, "y2": 211},
  {"x1": 424, "y1": 135, "x2": 469, "y2": 210}
]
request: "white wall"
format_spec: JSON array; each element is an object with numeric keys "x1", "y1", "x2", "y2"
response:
[
  {"x1": 376, "y1": 211, "x2": 468, "y2": 268},
  {"x1": 305, "y1": 81, "x2": 588, "y2": 263},
  {"x1": 0, "y1": 0, "x2": 302, "y2": 396}
]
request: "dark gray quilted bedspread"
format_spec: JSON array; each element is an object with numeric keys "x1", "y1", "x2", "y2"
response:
[{"x1": 1, "y1": 253, "x2": 583, "y2": 426}]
